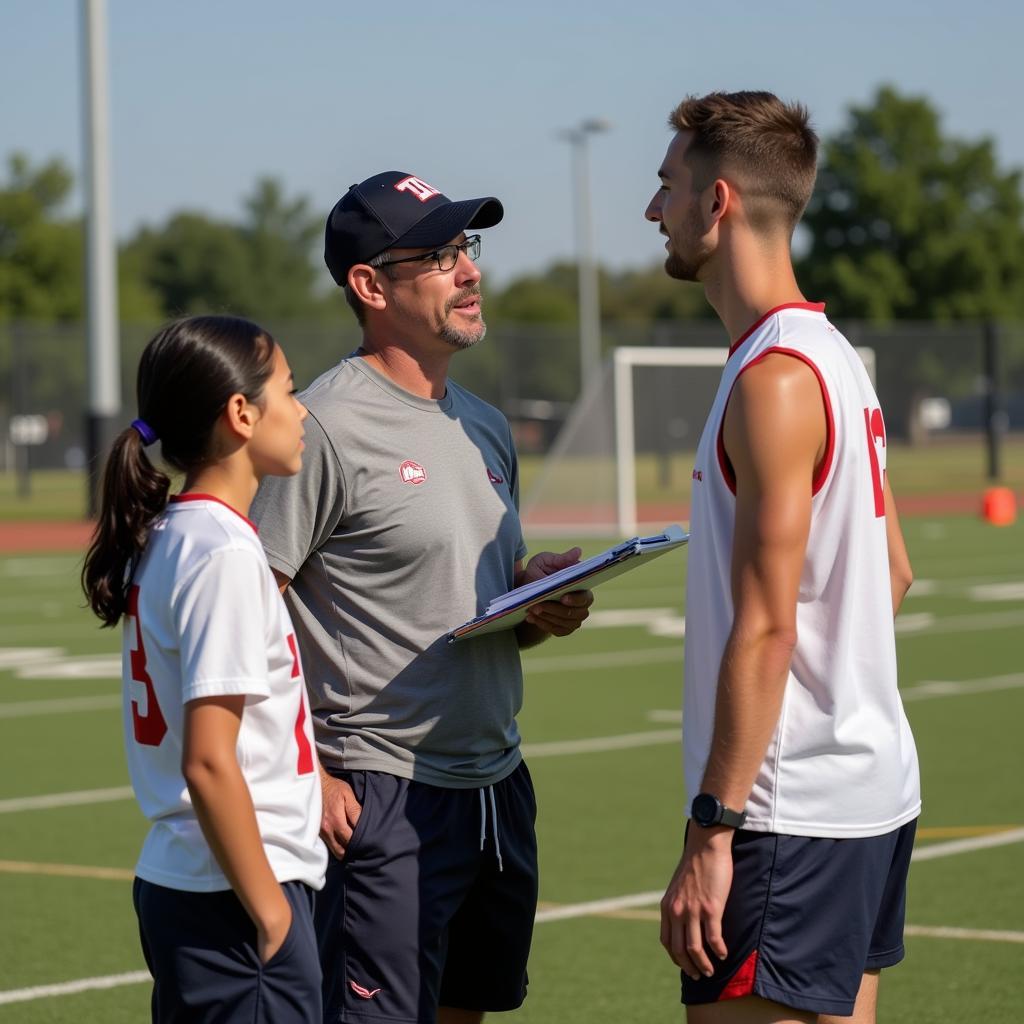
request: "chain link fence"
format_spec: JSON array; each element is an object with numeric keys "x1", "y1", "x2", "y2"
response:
[{"x1": 2, "y1": 318, "x2": 1022, "y2": 472}]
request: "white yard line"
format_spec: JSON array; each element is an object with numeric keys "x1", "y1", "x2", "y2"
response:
[
  {"x1": 0, "y1": 694, "x2": 120, "y2": 718},
  {"x1": 533, "y1": 829, "x2": 1024, "y2": 927},
  {"x1": 0, "y1": 972, "x2": 151, "y2": 1006},
  {"x1": 901, "y1": 673, "x2": 1024, "y2": 701},
  {"x1": 535, "y1": 890, "x2": 664, "y2": 923},
  {"x1": 904, "y1": 924, "x2": 1024, "y2": 944},
  {"x1": 5, "y1": 671, "x2": 1023, "y2": 815},
  {"x1": 0, "y1": 786, "x2": 133, "y2": 814},
  {"x1": 910, "y1": 828, "x2": 1024, "y2": 861},
  {"x1": 1, "y1": 821, "x2": 1021, "y2": 1006},
  {"x1": 523, "y1": 729, "x2": 680, "y2": 757},
  {"x1": 524, "y1": 646, "x2": 681, "y2": 673}
]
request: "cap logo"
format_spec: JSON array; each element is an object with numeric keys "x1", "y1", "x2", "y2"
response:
[{"x1": 394, "y1": 175, "x2": 441, "y2": 202}]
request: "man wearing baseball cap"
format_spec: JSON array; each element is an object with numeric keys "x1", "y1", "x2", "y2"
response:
[{"x1": 251, "y1": 171, "x2": 594, "y2": 1024}]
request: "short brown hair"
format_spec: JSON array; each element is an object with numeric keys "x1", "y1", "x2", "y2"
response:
[{"x1": 669, "y1": 91, "x2": 818, "y2": 233}]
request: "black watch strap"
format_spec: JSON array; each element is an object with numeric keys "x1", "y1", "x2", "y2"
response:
[
  {"x1": 691, "y1": 792, "x2": 747, "y2": 829},
  {"x1": 717, "y1": 804, "x2": 747, "y2": 829}
]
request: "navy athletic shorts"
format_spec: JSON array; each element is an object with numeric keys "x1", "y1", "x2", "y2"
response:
[
  {"x1": 133, "y1": 876, "x2": 321, "y2": 1023},
  {"x1": 316, "y1": 760, "x2": 538, "y2": 1023},
  {"x1": 681, "y1": 819, "x2": 917, "y2": 1017}
]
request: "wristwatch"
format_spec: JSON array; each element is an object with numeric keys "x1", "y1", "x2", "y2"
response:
[{"x1": 691, "y1": 792, "x2": 747, "y2": 829}]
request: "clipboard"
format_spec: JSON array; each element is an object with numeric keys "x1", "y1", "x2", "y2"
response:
[{"x1": 447, "y1": 524, "x2": 689, "y2": 642}]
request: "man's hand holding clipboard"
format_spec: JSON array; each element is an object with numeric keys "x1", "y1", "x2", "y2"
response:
[{"x1": 448, "y1": 525, "x2": 689, "y2": 643}]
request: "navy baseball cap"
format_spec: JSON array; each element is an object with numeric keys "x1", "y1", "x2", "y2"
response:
[{"x1": 324, "y1": 171, "x2": 504, "y2": 285}]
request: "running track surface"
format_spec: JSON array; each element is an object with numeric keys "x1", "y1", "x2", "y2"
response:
[{"x1": 0, "y1": 491, "x2": 1017, "y2": 553}]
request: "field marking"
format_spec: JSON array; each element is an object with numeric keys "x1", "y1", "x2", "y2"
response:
[
  {"x1": 910, "y1": 827, "x2": 1024, "y2": 861},
  {"x1": 904, "y1": 925, "x2": 1024, "y2": 944},
  {"x1": 0, "y1": 786, "x2": 133, "y2": 814},
  {"x1": 523, "y1": 729, "x2": 680, "y2": 757},
  {"x1": 0, "y1": 859, "x2": 134, "y2": 881},
  {"x1": 4, "y1": 671, "x2": 1023, "y2": 815},
  {"x1": 896, "y1": 608, "x2": 1024, "y2": 636},
  {"x1": 915, "y1": 825, "x2": 1022, "y2": 839},
  {"x1": 535, "y1": 890, "x2": 664, "y2": 923},
  {"x1": 3, "y1": 829, "x2": 1023, "y2": 1007},
  {"x1": 0, "y1": 557, "x2": 77, "y2": 577},
  {"x1": 554, "y1": 906, "x2": 1024, "y2": 944},
  {"x1": 525, "y1": 646, "x2": 681, "y2": 673},
  {"x1": 900, "y1": 673, "x2": 1024, "y2": 701},
  {"x1": 5, "y1": 921, "x2": 1023, "y2": 1008},
  {"x1": 0, "y1": 694, "x2": 120, "y2": 718},
  {"x1": 0, "y1": 971, "x2": 151, "y2": 1007}
]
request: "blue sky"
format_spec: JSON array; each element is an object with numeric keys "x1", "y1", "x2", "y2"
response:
[{"x1": 3, "y1": 0, "x2": 1023, "y2": 283}]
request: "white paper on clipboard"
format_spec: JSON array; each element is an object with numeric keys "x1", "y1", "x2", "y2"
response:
[{"x1": 447, "y1": 524, "x2": 688, "y2": 643}]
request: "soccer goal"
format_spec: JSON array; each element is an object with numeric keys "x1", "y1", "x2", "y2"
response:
[{"x1": 520, "y1": 345, "x2": 876, "y2": 537}]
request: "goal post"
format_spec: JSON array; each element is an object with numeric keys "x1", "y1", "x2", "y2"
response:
[
  {"x1": 613, "y1": 347, "x2": 727, "y2": 536},
  {"x1": 521, "y1": 345, "x2": 876, "y2": 537}
]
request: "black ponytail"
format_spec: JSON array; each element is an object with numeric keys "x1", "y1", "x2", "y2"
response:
[{"x1": 82, "y1": 315, "x2": 276, "y2": 626}]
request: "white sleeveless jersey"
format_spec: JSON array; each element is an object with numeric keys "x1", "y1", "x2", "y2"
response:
[
  {"x1": 685, "y1": 304, "x2": 920, "y2": 838},
  {"x1": 124, "y1": 495, "x2": 327, "y2": 891}
]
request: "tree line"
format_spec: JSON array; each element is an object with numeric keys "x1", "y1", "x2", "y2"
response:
[{"x1": 2, "y1": 85, "x2": 1023, "y2": 412}]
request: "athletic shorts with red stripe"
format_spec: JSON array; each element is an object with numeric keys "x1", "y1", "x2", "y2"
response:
[{"x1": 681, "y1": 819, "x2": 917, "y2": 1017}]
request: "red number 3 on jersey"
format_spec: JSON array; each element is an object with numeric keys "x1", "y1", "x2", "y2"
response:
[
  {"x1": 864, "y1": 407, "x2": 886, "y2": 519},
  {"x1": 126, "y1": 585, "x2": 168, "y2": 746}
]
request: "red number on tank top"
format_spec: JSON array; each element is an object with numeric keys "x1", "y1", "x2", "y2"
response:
[
  {"x1": 126, "y1": 585, "x2": 168, "y2": 746},
  {"x1": 864, "y1": 407, "x2": 886, "y2": 518},
  {"x1": 287, "y1": 633, "x2": 315, "y2": 775}
]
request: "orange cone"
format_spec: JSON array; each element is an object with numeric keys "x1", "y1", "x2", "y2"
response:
[{"x1": 981, "y1": 487, "x2": 1017, "y2": 526}]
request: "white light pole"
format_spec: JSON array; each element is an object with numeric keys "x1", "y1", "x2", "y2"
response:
[
  {"x1": 81, "y1": 0, "x2": 120, "y2": 517},
  {"x1": 560, "y1": 119, "x2": 609, "y2": 393}
]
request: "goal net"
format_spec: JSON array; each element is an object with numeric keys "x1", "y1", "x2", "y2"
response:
[{"x1": 520, "y1": 346, "x2": 875, "y2": 537}]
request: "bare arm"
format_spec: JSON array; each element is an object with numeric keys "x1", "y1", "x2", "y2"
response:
[
  {"x1": 182, "y1": 696, "x2": 291, "y2": 963},
  {"x1": 662, "y1": 354, "x2": 825, "y2": 979},
  {"x1": 883, "y1": 477, "x2": 913, "y2": 615}
]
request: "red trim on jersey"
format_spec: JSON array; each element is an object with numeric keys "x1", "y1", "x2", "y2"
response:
[
  {"x1": 169, "y1": 493, "x2": 258, "y2": 533},
  {"x1": 728, "y1": 303, "x2": 826, "y2": 358},
  {"x1": 719, "y1": 950, "x2": 758, "y2": 1001},
  {"x1": 716, "y1": 347, "x2": 836, "y2": 497}
]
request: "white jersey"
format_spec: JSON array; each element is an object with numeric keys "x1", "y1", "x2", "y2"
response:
[
  {"x1": 685, "y1": 303, "x2": 921, "y2": 838},
  {"x1": 124, "y1": 495, "x2": 327, "y2": 891}
]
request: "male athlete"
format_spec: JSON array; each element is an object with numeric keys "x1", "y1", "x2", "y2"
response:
[
  {"x1": 645, "y1": 92, "x2": 921, "y2": 1023},
  {"x1": 250, "y1": 171, "x2": 593, "y2": 1024}
]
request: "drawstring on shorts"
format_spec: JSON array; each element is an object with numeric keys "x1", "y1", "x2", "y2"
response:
[{"x1": 478, "y1": 786, "x2": 504, "y2": 872}]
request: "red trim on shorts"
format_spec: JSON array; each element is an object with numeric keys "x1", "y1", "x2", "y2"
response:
[
  {"x1": 169, "y1": 493, "x2": 258, "y2": 534},
  {"x1": 728, "y1": 303, "x2": 826, "y2": 358},
  {"x1": 715, "y1": 347, "x2": 835, "y2": 497},
  {"x1": 719, "y1": 949, "x2": 758, "y2": 1001}
]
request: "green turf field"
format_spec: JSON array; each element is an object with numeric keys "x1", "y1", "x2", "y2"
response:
[{"x1": 1, "y1": 516, "x2": 1023, "y2": 1021}]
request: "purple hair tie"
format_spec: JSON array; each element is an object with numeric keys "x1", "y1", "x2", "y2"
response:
[{"x1": 131, "y1": 419, "x2": 159, "y2": 447}]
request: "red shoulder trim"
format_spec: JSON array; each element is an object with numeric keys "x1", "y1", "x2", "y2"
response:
[
  {"x1": 716, "y1": 347, "x2": 835, "y2": 497},
  {"x1": 169, "y1": 493, "x2": 258, "y2": 534},
  {"x1": 728, "y1": 302, "x2": 826, "y2": 357}
]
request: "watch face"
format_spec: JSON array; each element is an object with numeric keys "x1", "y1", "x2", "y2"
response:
[{"x1": 691, "y1": 793, "x2": 719, "y2": 826}]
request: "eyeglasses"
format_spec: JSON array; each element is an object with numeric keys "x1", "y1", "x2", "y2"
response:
[{"x1": 377, "y1": 234, "x2": 482, "y2": 273}]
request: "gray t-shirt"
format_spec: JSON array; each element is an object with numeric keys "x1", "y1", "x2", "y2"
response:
[{"x1": 250, "y1": 356, "x2": 528, "y2": 788}]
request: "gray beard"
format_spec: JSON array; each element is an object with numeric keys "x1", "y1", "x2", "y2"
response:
[{"x1": 440, "y1": 319, "x2": 486, "y2": 351}]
